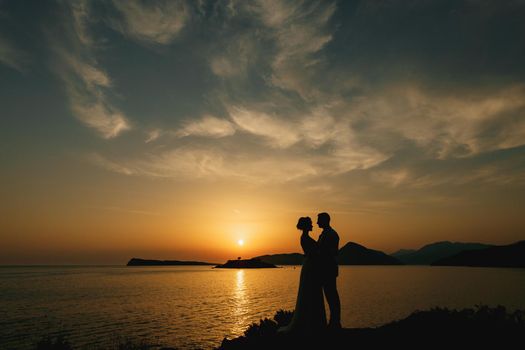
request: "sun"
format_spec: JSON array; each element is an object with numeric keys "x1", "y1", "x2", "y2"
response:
[{"x1": 237, "y1": 239, "x2": 244, "y2": 246}]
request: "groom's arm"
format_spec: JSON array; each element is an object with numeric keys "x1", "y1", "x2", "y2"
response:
[
  {"x1": 319, "y1": 231, "x2": 339, "y2": 258},
  {"x1": 328, "y1": 232, "x2": 339, "y2": 258}
]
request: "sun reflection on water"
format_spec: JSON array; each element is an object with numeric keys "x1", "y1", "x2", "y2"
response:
[{"x1": 231, "y1": 269, "x2": 248, "y2": 334}]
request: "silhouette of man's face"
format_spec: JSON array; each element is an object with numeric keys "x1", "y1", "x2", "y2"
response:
[{"x1": 317, "y1": 216, "x2": 329, "y2": 229}]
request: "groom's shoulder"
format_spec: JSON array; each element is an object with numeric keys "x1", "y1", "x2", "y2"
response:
[
  {"x1": 331, "y1": 227, "x2": 340, "y2": 240},
  {"x1": 326, "y1": 227, "x2": 339, "y2": 238}
]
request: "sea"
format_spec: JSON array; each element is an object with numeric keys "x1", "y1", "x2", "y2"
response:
[{"x1": 1, "y1": 265, "x2": 524, "y2": 349}]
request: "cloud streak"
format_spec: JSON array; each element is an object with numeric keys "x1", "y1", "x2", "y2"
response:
[
  {"x1": 0, "y1": 35, "x2": 28, "y2": 72},
  {"x1": 51, "y1": 1, "x2": 131, "y2": 139},
  {"x1": 176, "y1": 115, "x2": 236, "y2": 138},
  {"x1": 251, "y1": 0, "x2": 336, "y2": 99},
  {"x1": 347, "y1": 83, "x2": 525, "y2": 159},
  {"x1": 229, "y1": 106, "x2": 299, "y2": 148},
  {"x1": 90, "y1": 148, "x2": 318, "y2": 184},
  {"x1": 35, "y1": 0, "x2": 525, "y2": 192},
  {"x1": 111, "y1": 0, "x2": 189, "y2": 45}
]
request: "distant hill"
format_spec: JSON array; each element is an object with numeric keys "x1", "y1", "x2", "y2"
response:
[
  {"x1": 390, "y1": 249, "x2": 416, "y2": 258},
  {"x1": 392, "y1": 241, "x2": 493, "y2": 265},
  {"x1": 127, "y1": 258, "x2": 216, "y2": 266},
  {"x1": 337, "y1": 242, "x2": 403, "y2": 265},
  {"x1": 256, "y1": 253, "x2": 304, "y2": 265},
  {"x1": 215, "y1": 258, "x2": 277, "y2": 269},
  {"x1": 256, "y1": 242, "x2": 402, "y2": 266},
  {"x1": 432, "y1": 241, "x2": 525, "y2": 267}
]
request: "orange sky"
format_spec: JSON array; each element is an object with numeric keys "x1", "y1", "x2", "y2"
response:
[
  {"x1": 1, "y1": 154, "x2": 524, "y2": 264},
  {"x1": 1, "y1": 1, "x2": 525, "y2": 264}
]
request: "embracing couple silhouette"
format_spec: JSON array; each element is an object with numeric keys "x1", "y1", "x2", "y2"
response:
[{"x1": 279, "y1": 212, "x2": 342, "y2": 334}]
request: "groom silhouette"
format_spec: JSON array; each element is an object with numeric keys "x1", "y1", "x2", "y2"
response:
[{"x1": 317, "y1": 212, "x2": 341, "y2": 329}]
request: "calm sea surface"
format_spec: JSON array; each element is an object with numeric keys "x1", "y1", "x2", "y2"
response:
[{"x1": 1, "y1": 265, "x2": 525, "y2": 349}]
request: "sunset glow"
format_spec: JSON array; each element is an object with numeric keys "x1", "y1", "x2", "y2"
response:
[
  {"x1": 2, "y1": 3, "x2": 525, "y2": 350},
  {"x1": 0, "y1": 1, "x2": 524, "y2": 265}
]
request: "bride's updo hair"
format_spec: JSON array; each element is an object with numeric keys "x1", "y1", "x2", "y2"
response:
[{"x1": 296, "y1": 217, "x2": 312, "y2": 230}]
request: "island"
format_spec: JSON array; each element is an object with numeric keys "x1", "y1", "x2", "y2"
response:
[
  {"x1": 215, "y1": 258, "x2": 278, "y2": 269},
  {"x1": 126, "y1": 258, "x2": 217, "y2": 266},
  {"x1": 255, "y1": 253, "x2": 305, "y2": 265}
]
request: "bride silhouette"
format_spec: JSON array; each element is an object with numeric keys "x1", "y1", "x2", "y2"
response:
[{"x1": 279, "y1": 217, "x2": 327, "y2": 334}]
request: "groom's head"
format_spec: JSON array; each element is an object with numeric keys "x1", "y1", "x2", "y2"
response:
[{"x1": 317, "y1": 212, "x2": 331, "y2": 229}]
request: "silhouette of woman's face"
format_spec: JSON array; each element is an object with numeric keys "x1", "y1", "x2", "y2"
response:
[
  {"x1": 304, "y1": 221, "x2": 313, "y2": 232},
  {"x1": 297, "y1": 218, "x2": 313, "y2": 232}
]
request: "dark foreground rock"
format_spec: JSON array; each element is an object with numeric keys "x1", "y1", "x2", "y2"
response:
[
  {"x1": 215, "y1": 258, "x2": 278, "y2": 269},
  {"x1": 217, "y1": 306, "x2": 525, "y2": 349}
]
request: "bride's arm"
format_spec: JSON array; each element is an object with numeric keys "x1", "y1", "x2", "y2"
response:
[{"x1": 301, "y1": 234, "x2": 319, "y2": 255}]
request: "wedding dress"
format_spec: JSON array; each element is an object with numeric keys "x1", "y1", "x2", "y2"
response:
[{"x1": 279, "y1": 233, "x2": 327, "y2": 333}]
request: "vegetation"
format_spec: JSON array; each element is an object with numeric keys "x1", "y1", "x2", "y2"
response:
[{"x1": 217, "y1": 305, "x2": 525, "y2": 349}]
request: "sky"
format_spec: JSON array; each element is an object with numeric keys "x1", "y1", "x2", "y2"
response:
[{"x1": 1, "y1": 0, "x2": 525, "y2": 264}]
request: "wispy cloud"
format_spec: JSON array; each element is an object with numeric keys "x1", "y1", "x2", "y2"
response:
[
  {"x1": 0, "y1": 35, "x2": 28, "y2": 72},
  {"x1": 372, "y1": 146, "x2": 525, "y2": 190},
  {"x1": 348, "y1": 84, "x2": 525, "y2": 159},
  {"x1": 176, "y1": 115, "x2": 236, "y2": 138},
  {"x1": 95, "y1": 206, "x2": 162, "y2": 216},
  {"x1": 50, "y1": 1, "x2": 131, "y2": 139},
  {"x1": 63, "y1": 52, "x2": 111, "y2": 88},
  {"x1": 45, "y1": 0, "x2": 525, "y2": 192},
  {"x1": 206, "y1": 1, "x2": 336, "y2": 99},
  {"x1": 111, "y1": 0, "x2": 189, "y2": 45},
  {"x1": 89, "y1": 148, "x2": 319, "y2": 184},
  {"x1": 251, "y1": 0, "x2": 336, "y2": 99},
  {"x1": 89, "y1": 153, "x2": 135, "y2": 175},
  {"x1": 228, "y1": 106, "x2": 299, "y2": 148},
  {"x1": 209, "y1": 34, "x2": 255, "y2": 78},
  {"x1": 373, "y1": 163, "x2": 525, "y2": 190},
  {"x1": 69, "y1": 94, "x2": 131, "y2": 139},
  {"x1": 91, "y1": 110, "x2": 387, "y2": 184},
  {"x1": 145, "y1": 129, "x2": 162, "y2": 143},
  {"x1": 90, "y1": 148, "x2": 229, "y2": 179},
  {"x1": 227, "y1": 104, "x2": 387, "y2": 170},
  {"x1": 299, "y1": 110, "x2": 337, "y2": 148}
]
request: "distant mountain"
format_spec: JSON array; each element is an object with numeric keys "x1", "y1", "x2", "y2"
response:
[
  {"x1": 215, "y1": 258, "x2": 277, "y2": 269},
  {"x1": 256, "y1": 242, "x2": 402, "y2": 266},
  {"x1": 432, "y1": 241, "x2": 525, "y2": 267},
  {"x1": 390, "y1": 249, "x2": 416, "y2": 258},
  {"x1": 337, "y1": 242, "x2": 403, "y2": 265},
  {"x1": 256, "y1": 253, "x2": 304, "y2": 265},
  {"x1": 392, "y1": 241, "x2": 493, "y2": 265},
  {"x1": 127, "y1": 258, "x2": 216, "y2": 266}
]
